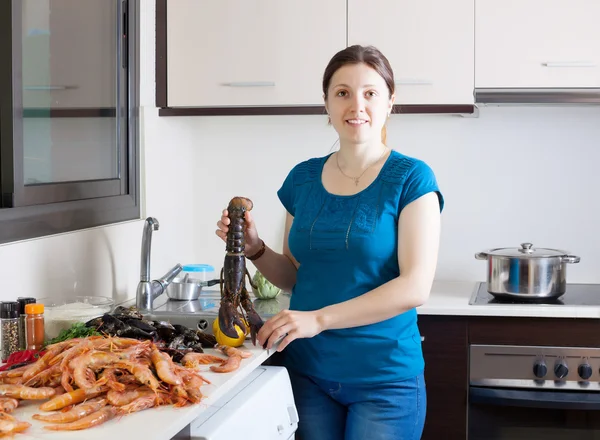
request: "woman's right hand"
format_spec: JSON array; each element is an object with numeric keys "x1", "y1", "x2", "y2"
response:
[{"x1": 216, "y1": 209, "x2": 262, "y2": 256}]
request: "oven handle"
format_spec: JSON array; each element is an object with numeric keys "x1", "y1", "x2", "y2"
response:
[{"x1": 470, "y1": 386, "x2": 600, "y2": 410}]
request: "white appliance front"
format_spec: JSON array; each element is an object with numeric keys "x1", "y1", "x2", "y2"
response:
[{"x1": 189, "y1": 366, "x2": 298, "y2": 440}]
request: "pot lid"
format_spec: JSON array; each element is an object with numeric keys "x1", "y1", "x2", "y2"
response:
[{"x1": 484, "y1": 242, "x2": 569, "y2": 258}]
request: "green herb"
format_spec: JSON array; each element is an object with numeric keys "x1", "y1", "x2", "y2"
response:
[{"x1": 46, "y1": 322, "x2": 101, "y2": 346}]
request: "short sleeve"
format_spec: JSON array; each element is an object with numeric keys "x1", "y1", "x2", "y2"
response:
[
  {"x1": 399, "y1": 160, "x2": 444, "y2": 213},
  {"x1": 277, "y1": 168, "x2": 296, "y2": 216}
]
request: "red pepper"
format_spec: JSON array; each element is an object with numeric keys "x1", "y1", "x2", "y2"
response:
[{"x1": 0, "y1": 349, "x2": 45, "y2": 371}]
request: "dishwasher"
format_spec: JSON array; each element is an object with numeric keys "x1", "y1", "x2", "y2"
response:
[{"x1": 175, "y1": 366, "x2": 298, "y2": 440}]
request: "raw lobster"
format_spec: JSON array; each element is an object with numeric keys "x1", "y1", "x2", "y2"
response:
[{"x1": 218, "y1": 197, "x2": 264, "y2": 345}]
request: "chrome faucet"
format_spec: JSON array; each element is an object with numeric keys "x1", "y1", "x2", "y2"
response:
[{"x1": 136, "y1": 217, "x2": 182, "y2": 312}]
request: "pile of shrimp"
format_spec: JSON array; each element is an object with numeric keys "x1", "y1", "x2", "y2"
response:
[{"x1": 0, "y1": 336, "x2": 250, "y2": 435}]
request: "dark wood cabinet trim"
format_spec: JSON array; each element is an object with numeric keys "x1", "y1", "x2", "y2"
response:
[
  {"x1": 158, "y1": 104, "x2": 476, "y2": 117},
  {"x1": 469, "y1": 316, "x2": 600, "y2": 347},
  {"x1": 419, "y1": 315, "x2": 468, "y2": 440},
  {"x1": 155, "y1": 0, "x2": 167, "y2": 108},
  {"x1": 23, "y1": 108, "x2": 116, "y2": 118}
]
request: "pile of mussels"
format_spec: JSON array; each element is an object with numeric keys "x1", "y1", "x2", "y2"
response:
[{"x1": 84, "y1": 306, "x2": 217, "y2": 362}]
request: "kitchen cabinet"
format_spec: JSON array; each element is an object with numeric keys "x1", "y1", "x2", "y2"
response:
[
  {"x1": 347, "y1": 0, "x2": 475, "y2": 105},
  {"x1": 475, "y1": 0, "x2": 600, "y2": 88},
  {"x1": 165, "y1": 0, "x2": 346, "y2": 108},
  {"x1": 418, "y1": 315, "x2": 468, "y2": 440},
  {"x1": 22, "y1": 0, "x2": 117, "y2": 109}
]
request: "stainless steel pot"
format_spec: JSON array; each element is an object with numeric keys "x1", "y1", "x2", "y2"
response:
[
  {"x1": 475, "y1": 242, "x2": 581, "y2": 299},
  {"x1": 165, "y1": 278, "x2": 220, "y2": 301}
]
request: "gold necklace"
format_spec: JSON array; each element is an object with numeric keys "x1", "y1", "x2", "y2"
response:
[{"x1": 336, "y1": 148, "x2": 388, "y2": 186}]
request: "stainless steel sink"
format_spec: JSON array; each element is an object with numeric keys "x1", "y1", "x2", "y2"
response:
[{"x1": 144, "y1": 312, "x2": 218, "y2": 334}]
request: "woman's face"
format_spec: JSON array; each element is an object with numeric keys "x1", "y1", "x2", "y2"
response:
[{"x1": 325, "y1": 63, "x2": 394, "y2": 146}]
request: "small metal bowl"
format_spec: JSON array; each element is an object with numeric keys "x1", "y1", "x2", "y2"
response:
[{"x1": 165, "y1": 278, "x2": 220, "y2": 301}]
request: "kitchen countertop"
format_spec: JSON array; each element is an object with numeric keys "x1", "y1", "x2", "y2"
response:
[
  {"x1": 11, "y1": 343, "x2": 276, "y2": 440},
  {"x1": 419, "y1": 280, "x2": 600, "y2": 319},
  {"x1": 147, "y1": 281, "x2": 600, "y2": 321}
]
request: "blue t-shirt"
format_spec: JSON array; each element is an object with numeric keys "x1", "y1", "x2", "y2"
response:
[{"x1": 277, "y1": 150, "x2": 444, "y2": 384}]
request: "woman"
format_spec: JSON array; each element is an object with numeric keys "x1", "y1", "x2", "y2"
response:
[{"x1": 216, "y1": 45, "x2": 444, "y2": 440}]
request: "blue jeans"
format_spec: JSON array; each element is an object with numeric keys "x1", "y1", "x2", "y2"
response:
[{"x1": 289, "y1": 370, "x2": 426, "y2": 440}]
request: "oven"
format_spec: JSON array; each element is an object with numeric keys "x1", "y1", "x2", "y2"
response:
[{"x1": 468, "y1": 344, "x2": 600, "y2": 439}]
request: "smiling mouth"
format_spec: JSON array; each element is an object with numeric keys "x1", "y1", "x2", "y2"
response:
[{"x1": 345, "y1": 119, "x2": 368, "y2": 126}]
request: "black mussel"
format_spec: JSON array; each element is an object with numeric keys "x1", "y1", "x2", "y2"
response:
[
  {"x1": 188, "y1": 343, "x2": 205, "y2": 353},
  {"x1": 88, "y1": 313, "x2": 128, "y2": 334},
  {"x1": 160, "y1": 347, "x2": 192, "y2": 363},
  {"x1": 113, "y1": 306, "x2": 143, "y2": 319},
  {"x1": 156, "y1": 327, "x2": 177, "y2": 343},
  {"x1": 119, "y1": 326, "x2": 155, "y2": 340},
  {"x1": 168, "y1": 334, "x2": 186, "y2": 350},
  {"x1": 121, "y1": 317, "x2": 156, "y2": 334},
  {"x1": 172, "y1": 324, "x2": 200, "y2": 344},
  {"x1": 195, "y1": 331, "x2": 217, "y2": 348}
]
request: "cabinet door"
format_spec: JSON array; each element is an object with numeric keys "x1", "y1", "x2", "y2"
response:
[
  {"x1": 418, "y1": 316, "x2": 468, "y2": 440},
  {"x1": 347, "y1": 0, "x2": 474, "y2": 105},
  {"x1": 476, "y1": 0, "x2": 600, "y2": 88},
  {"x1": 22, "y1": 0, "x2": 117, "y2": 109},
  {"x1": 167, "y1": 0, "x2": 346, "y2": 107}
]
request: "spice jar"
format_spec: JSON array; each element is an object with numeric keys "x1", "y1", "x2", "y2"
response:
[
  {"x1": 0, "y1": 302, "x2": 20, "y2": 362},
  {"x1": 25, "y1": 303, "x2": 45, "y2": 351},
  {"x1": 17, "y1": 297, "x2": 36, "y2": 350}
]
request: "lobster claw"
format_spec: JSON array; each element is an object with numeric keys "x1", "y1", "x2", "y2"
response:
[
  {"x1": 245, "y1": 310, "x2": 264, "y2": 346},
  {"x1": 218, "y1": 300, "x2": 247, "y2": 339}
]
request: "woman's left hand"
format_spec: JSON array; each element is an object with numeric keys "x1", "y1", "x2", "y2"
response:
[{"x1": 257, "y1": 310, "x2": 323, "y2": 352}]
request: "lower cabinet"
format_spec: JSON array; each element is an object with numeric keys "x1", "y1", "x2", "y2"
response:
[{"x1": 418, "y1": 315, "x2": 468, "y2": 440}]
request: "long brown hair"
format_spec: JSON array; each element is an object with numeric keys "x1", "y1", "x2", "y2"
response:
[{"x1": 322, "y1": 45, "x2": 395, "y2": 144}]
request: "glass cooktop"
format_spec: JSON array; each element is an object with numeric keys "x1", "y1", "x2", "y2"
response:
[{"x1": 469, "y1": 282, "x2": 600, "y2": 306}]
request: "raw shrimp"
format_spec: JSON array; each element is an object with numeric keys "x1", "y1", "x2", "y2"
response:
[
  {"x1": 181, "y1": 352, "x2": 226, "y2": 368},
  {"x1": 215, "y1": 344, "x2": 252, "y2": 359},
  {"x1": 33, "y1": 397, "x2": 107, "y2": 423},
  {"x1": 0, "y1": 384, "x2": 56, "y2": 400},
  {"x1": 23, "y1": 363, "x2": 61, "y2": 387},
  {"x1": 116, "y1": 393, "x2": 166, "y2": 416},
  {"x1": 150, "y1": 347, "x2": 182, "y2": 385},
  {"x1": 43, "y1": 405, "x2": 117, "y2": 431},
  {"x1": 22, "y1": 339, "x2": 79, "y2": 381},
  {"x1": 0, "y1": 412, "x2": 30, "y2": 436},
  {"x1": 39, "y1": 384, "x2": 108, "y2": 411},
  {"x1": 0, "y1": 397, "x2": 18, "y2": 413},
  {"x1": 99, "y1": 368, "x2": 126, "y2": 392},
  {"x1": 210, "y1": 355, "x2": 242, "y2": 373},
  {"x1": 107, "y1": 386, "x2": 154, "y2": 406},
  {"x1": 70, "y1": 343, "x2": 147, "y2": 389},
  {"x1": 112, "y1": 361, "x2": 161, "y2": 391}
]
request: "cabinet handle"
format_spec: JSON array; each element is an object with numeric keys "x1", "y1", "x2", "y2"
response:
[
  {"x1": 23, "y1": 85, "x2": 77, "y2": 91},
  {"x1": 222, "y1": 81, "x2": 276, "y2": 87},
  {"x1": 541, "y1": 61, "x2": 597, "y2": 68},
  {"x1": 395, "y1": 79, "x2": 433, "y2": 86}
]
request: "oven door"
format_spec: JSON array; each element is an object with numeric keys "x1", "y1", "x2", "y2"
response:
[{"x1": 468, "y1": 386, "x2": 600, "y2": 439}]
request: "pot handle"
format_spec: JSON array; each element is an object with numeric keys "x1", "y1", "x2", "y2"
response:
[
  {"x1": 562, "y1": 255, "x2": 581, "y2": 264},
  {"x1": 475, "y1": 252, "x2": 489, "y2": 260}
]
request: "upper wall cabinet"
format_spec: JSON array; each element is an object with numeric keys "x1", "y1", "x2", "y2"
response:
[
  {"x1": 347, "y1": 0, "x2": 475, "y2": 105},
  {"x1": 165, "y1": 0, "x2": 346, "y2": 108},
  {"x1": 476, "y1": 0, "x2": 600, "y2": 88}
]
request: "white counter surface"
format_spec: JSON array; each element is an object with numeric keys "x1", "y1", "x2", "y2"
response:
[
  {"x1": 419, "y1": 281, "x2": 600, "y2": 319},
  {"x1": 10, "y1": 343, "x2": 275, "y2": 440}
]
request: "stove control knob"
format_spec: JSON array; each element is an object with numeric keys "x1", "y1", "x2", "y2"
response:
[
  {"x1": 533, "y1": 361, "x2": 547, "y2": 378},
  {"x1": 578, "y1": 363, "x2": 593, "y2": 380},
  {"x1": 554, "y1": 359, "x2": 569, "y2": 379}
]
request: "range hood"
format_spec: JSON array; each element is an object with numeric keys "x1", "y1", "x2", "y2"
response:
[{"x1": 474, "y1": 88, "x2": 600, "y2": 105}]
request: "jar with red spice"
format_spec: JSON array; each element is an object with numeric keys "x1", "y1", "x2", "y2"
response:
[{"x1": 25, "y1": 303, "x2": 45, "y2": 351}]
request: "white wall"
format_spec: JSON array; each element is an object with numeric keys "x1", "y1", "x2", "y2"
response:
[
  {"x1": 175, "y1": 106, "x2": 600, "y2": 284},
  {"x1": 1, "y1": 2, "x2": 598, "y2": 306}
]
